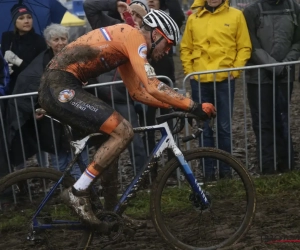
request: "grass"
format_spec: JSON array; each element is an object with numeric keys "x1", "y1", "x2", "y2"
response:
[
  {"x1": 0, "y1": 203, "x2": 77, "y2": 232},
  {"x1": 254, "y1": 171, "x2": 300, "y2": 196},
  {"x1": 0, "y1": 210, "x2": 31, "y2": 231},
  {"x1": 126, "y1": 170, "x2": 300, "y2": 218},
  {"x1": 125, "y1": 191, "x2": 151, "y2": 219},
  {"x1": 2, "y1": 171, "x2": 300, "y2": 231}
]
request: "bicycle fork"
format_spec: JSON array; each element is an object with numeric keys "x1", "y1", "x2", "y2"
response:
[{"x1": 174, "y1": 149, "x2": 210, "y2": 209}]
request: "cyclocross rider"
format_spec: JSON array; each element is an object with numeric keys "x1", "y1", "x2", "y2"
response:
[{"x1": 38, "y1": 9, "x2": 216, "y2": 227}]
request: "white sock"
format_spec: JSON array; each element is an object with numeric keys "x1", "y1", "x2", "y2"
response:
[{"x1": 73, "y1": 169, "x2": 96, "y2": 191}]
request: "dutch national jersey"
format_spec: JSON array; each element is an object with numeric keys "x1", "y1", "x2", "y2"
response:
[{"x1": 48, "y1": 24, "x2": 192, "y2": 110}]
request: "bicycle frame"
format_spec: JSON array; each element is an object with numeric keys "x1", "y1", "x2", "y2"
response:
[
  {"x1": 114, "y1": 121, "x2": 210, "y2": 214},
  {"x1": 29, "y1": 121, "x2": 209, "y2": 233}
]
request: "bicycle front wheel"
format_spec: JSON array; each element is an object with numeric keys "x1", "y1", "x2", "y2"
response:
[
  {"x1": 150, "y1": 148, "x2": 256, "y2": 250},
  {"x1": 0, "y1": 167, "x2": 93, "y2": 250}
]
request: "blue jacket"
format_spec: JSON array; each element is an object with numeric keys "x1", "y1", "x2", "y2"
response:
[
  {"x1": 0, "y1": 51, "x2": 10, "y2": 96},
  {"x1": 0, "y1": 0, "x2": 67, "y2": 41}
]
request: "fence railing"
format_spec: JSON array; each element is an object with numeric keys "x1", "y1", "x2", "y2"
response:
[
  {"x1": 0, "y1": 76, "x2": 173, "y2": 190},
  {"x1": 1, "y1": 61, "x2": 299, "y2": 188},
  {"x1": 182, "y1": 60, "x2": 300, "y2": 174}
]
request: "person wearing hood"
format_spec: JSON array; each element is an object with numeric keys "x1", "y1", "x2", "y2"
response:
[
  {"x1": 83, "y1": 0, "x2": 149, "y2": 213},
  {"x1": 243, "y1": 0, "x2": 300, "y2": 174},
  {"x1": 180, "y1": 0, "x2": 252, "y2": 181},
  {"x1": 1, "y1": 3, "x2": 47, "y2": 95}
]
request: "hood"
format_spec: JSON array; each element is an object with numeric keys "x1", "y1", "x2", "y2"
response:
[{"x1": 190, "y1": 0, "x2": 229, "y2": 9}]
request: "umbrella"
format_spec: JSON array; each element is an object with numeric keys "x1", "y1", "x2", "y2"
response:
[{"x1": 0, "y1": 0, "x2": 67, "y2": 41}]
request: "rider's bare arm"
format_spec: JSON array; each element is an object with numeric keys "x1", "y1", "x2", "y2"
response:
[{"x1": 122, "y1": 29, "x2": 194, "y2": 111}]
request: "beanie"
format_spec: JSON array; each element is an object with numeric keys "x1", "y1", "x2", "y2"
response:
[
  {"x1": 129, "y1": 0, "x2": 149, "y2": 17},
  {"x1": 11, "y1": 4, "x2": 32, "y2": 24}
]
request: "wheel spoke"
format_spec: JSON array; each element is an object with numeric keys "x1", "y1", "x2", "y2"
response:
[{"x1": 150, "y1": 148, "x2": 256, "y2": 249}]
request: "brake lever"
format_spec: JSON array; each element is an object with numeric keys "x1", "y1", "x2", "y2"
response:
[
  {"x1": 181, "y1": 117, "x2": 214, "y2": 143},
  {"x1": 181, "y1": 128, "x2": 203, "y2": 143}
]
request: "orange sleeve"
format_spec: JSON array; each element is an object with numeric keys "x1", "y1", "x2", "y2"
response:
[
  {"x1": 118, "y1": 62, "x2": 171, "y2": 109},
  {"x1": 122, "y1": 29, "x2": 193, "y2": 111}
]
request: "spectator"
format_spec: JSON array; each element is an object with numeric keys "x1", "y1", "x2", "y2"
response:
[
  {"x1": 0, "y1": 51, "x2": 10, "y2": 179},
  {"x1": 83, "y1": 0, "x2": 149, "y2": 211},
  {"x1": 0, "y1": 0, "x2": 67, "y2": 41},
  {"x1": 0, "y1": 1, "x2": 66, "y2": 180},
  {"x1": 243, "y1": 0, "x2": 300, "y2": 174},
  {"x1": 180, "y1": 0, "x2": 251, "y2": 181},
  {"x1": 144, "y1": 0, "x2": 185, "y2": 180},
  {"x1": 1, "y1": 3, "x2": 47, "y2": 95},
  {"x1": 0, "y1": 51, "x2": 10, "y2": 96},
  {"x1": 84, "y1": 0, "x2": 148, "y2": 173},
  {"x1": 6, "y1": 24, "x2": 86, "y2": 179}
]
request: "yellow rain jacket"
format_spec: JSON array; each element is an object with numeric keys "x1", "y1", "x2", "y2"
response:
[{"x1": 180, "y1": 0, "x2": 252, "y2": 82}]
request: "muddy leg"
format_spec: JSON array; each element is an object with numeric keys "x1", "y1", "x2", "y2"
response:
[{"x1": 62, "y1": 118, "x2": 133, "y2": 227}]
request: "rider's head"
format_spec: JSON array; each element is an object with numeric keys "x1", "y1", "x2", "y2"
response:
[
  {"x1": 141, "y1": 9, "x2": 180, "y2": 61},
  {"x1": 129, "y1": 0, "x2": 149, "y2": 27}
]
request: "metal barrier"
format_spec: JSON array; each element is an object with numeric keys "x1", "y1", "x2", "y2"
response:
[
  {"x1": 0, "y1": 75, "x2": 173, "y2": 191},
  {"x1": 182, "y1": 60, "x2": 300, "y2": 174}
]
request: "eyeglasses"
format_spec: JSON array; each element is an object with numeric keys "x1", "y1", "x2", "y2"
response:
[{"x1": 155, "y1": 28, "x2": 173, "y2": 52}]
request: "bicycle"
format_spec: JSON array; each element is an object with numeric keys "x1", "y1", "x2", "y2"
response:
[{"x1": 0, "y1": 110, "x2": 256, "y2": 250}]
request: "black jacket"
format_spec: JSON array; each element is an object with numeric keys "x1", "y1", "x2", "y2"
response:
[
  {"x1": 6, "y1": 49, "x2": 70, "y2": 165},
  {"x1": 149, "y1": 0, "x2": 185, "y2": 84},
  {"x1": 1, "y1": 30, "x2": 47, "y2": 94},
  {"x1": 84, "y1": 0, "x2": 134, "y2": 104},
  {"x1": 83, "y1": 0, "x2": 185, "y2": 104},
  {"x1": 243, "y1": 0, "x2": 300, "y2": 83}
]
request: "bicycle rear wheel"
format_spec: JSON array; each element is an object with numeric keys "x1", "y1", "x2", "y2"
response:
[
  {"x1": 150, "y1": 148, "x2": 256, "y2": 250},
  {"x1": 0, "y1": 167, "x2": 93, "y2": 250}
]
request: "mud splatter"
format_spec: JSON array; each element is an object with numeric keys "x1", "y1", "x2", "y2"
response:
[{"x1": 49, "y1": 41, "x2": 128, "y2": 83}]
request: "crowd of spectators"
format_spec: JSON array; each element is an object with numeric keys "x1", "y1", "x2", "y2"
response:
[
  {"x1": 0, "y1": 0, "x2": 299, "y2": 187},
  {"x1": 0, "y1": 0, "x2": 185, "y2": 185},
  {"x1": 181, "y1": 0, "x2": 300, "y2": 175}
]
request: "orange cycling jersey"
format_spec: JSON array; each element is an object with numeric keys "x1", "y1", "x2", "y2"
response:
[{"x1": 48, "y1": 24, "x2": 192, "y2": 111}]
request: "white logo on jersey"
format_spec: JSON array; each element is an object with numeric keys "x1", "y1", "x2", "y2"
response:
[
  {"x1": 58, "y1": 89, "x2": 75, "y2": 103},
  {"x1": 138, "y1": 43, "x2": 147, "y2": 59}
]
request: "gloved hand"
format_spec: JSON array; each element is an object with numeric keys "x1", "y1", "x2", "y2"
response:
[
  {"x1": 190, "y1": 102, "x2": 216, "y2": 120},
  {"x1": 4, "y1": 50, "x2": 23, "y2": 67},
  {"x1": 8, "y1": 63, "x2": 14, "y2": 75}
]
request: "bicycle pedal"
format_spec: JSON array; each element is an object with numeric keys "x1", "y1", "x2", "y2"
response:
[
  {"x1": 95, "y1": 211, "x2": 124, "y2": 240},
  {"x1": 27, "y1": 233, "x2": 44, "y2": 244}
]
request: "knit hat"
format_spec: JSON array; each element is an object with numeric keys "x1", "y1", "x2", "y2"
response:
[
  {"x1": 11, "y1": 4, "x2": 32, "y2": 24},
  {"x1": 129, "y1": 0, "x2": 149, "y2": 17}
]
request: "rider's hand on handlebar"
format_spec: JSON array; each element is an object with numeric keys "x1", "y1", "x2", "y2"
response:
[
  {"x1": 202, "y1": 103, "x2": 216, "y2": 118},
  {"x1": 190, "y1": 102, "x2": 216, "y2": 120}
]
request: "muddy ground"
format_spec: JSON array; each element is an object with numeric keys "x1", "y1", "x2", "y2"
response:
[
  {"x1": 2, "y1": 54, "x2": 300, "y2": 250},
  {"x1": 98, "y1": 55, "x2": 300, "y2": 250}
]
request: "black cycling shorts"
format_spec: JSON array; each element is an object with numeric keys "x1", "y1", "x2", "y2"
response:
[{"x1": 38, "y1": 70, "x2": 123, "y2": 135}]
